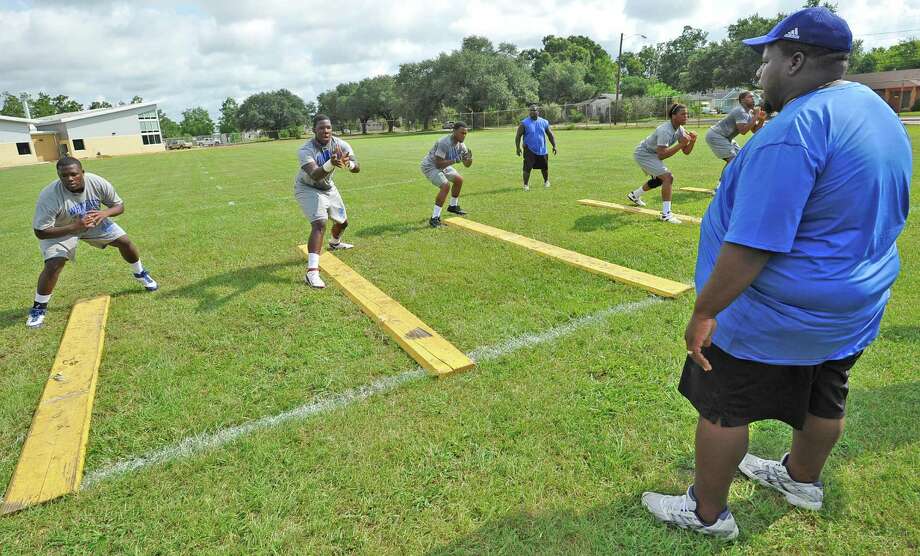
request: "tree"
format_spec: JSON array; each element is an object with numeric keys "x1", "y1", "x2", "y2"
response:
[
  {"x1": 396, "y1": 59, "x2": 445, "y2": 130},
  {"x1": 237, "y1": 89, "x2": 310, "y2": 132},
  {"x1": 157, "y1": 110, "x2": 182, "y2": 138},
  {"x1": 218, "y1": 97, "x2": 240, "y2": 133},
  {"x1": 658, "y1": 27, "x2": 708, "y2": 88},
  {"x1": 530, "y1": 35, "x2": 617, "y2": 93},
  {"x1": 89, "y1": 100, "x2": 113, "y2": 109},
  {"x1": 131, "y1": 95, "x2": 144, "y2": 104},
  {"x1": 538, "y1": 61, "x2": 596, "y2": 104},
  {"x1": 51, "y1": 94, "x2": 82, "y2": 113},
  {"x1": 317, "y1": 82, "x2": 358, "y2": 128},
  {"x1": 345, "y1": 75, "x2": 400, "y2": 133},
  {"x1": 29, "y1": 93, "x2": 57, "y2": 118},
  {"x1": 1, "y1": 92, "x2": 26, "y2": 117},
  {"x1": 180, "y1": 107, "x2": 215, "y2": 136}
]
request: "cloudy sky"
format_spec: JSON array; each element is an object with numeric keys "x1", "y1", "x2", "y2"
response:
[{"x1": 2, "y1": 0, "x2": 919, "y2": 119}]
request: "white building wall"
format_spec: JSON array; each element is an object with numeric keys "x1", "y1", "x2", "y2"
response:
[
  {"x1": 62, "y1": 107, "x2": 147, "y2": 139},
  {"x1": 0, "y1": 120, "x2": 32, "y2": 143}
]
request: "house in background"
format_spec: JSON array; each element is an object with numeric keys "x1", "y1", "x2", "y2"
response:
[
  {"x1": 847, "y1": 69, "x2": 920, "y2": 112},
  {"x1": 0, "y1": 102, "x2": 164, "y2": 169}
]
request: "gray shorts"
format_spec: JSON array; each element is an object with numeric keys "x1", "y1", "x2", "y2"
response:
[
  {"x1": 39, "y1": 222, "x2": 126, "y2": 261},
  {"x1": 633, "y1": 148, "x2": 669, "y2": 177},
  {"x1": 421, "y1": 164, "x2": 461, "y2": 187},
  {"x1": 294, "y1": 184, "x2": 347, "y2": 224},
  {"x1": 706, "y1": 128, "x2": 741, "y2": 160}
]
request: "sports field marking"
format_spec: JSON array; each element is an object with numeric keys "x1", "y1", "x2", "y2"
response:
[
  {"x1": 76, "y1": 296, "x2": 661, "y2": 490},
  {"x1": 298, "y1": 247, "x2": 475, "y2": 377},
  {"x1": 2, "y1": 296, "x2": 111, "y2": 516},
  {"x1": 577, "y1": 199, "x2": 703, "y2": 225},
  {"x1": 679, "y1": 187, "x2": 715, "y2": 195},
  {"x1": 445, "y1": 218, "x2": 691, "y2": 298}
]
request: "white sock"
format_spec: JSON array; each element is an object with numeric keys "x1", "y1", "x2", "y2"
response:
[
  {"x1": 432, "y1": 205, "x2": 442, "y2": 218},
  {"x1": 632, "y1": 187, "x2": 645, "y2": 198},
  {"x1": 662, "y1": 201, "x2": 672, "y2": 214},
  {"x1": 130, "y1": 260, "x2": 144, "y2": 274},
  {"x1": 307, "y1": 253, "x2": 320, "y2": 270},
  {"x1": 449, "y1": 196, "x2": 459, "y2": 207},
  {"x1": 35, "y1": 292, "x2": 52, "y2": 304}
]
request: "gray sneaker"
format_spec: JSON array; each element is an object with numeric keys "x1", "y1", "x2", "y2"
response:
[
  {"x1": 642, "y1": 486, "x2": 739, "y2": 540},
  {"x1": 738, "y1": 453, "x2": 824, "y2": 510}
]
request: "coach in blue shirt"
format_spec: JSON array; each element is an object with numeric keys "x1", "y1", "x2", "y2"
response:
[
  {"x1": 642, "y1": 8, "x2": 911, "y2": 540},
  {"x1": 515, "y1": 104, "x2": 557, "y2": 191}
]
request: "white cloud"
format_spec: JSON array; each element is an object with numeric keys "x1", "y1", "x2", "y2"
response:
[{"x1": 0, "y1": 0, "x2": 917, "y2": 120}]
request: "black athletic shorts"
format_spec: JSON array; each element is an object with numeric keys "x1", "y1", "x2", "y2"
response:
[
  {"x1": 523, "y1": 145, "x2": 548, "y2": 171},
  {"x1": 678, "y1": 343, "x2": 863, "y2": 430}
]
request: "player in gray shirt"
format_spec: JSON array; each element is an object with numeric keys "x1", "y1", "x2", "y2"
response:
[
  {"x1": 27, "y1": 157, "x2": 158, "y2": 328},
  {"x1": 705, "y1": 91, "x2": 765, "y2": 188},
  {"x1": 420, "y1": 122, "x2": 473, "y2": 227},
  {"x1": 627, "y1": 103, "x2": 697, "y2": 224},
  {"x1": 295, "y1": 114, "x2": 360, "y2": 288}
]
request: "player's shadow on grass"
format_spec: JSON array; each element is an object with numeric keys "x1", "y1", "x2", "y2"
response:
[
  {"x1": 355, "y1": 221, "x2": 431, "y2": 239},
  {"x1": 0, "y1": 307, "x2": 27, "y2": 329},
  {"x1": 879, "y1": 324, "x2": 920, "y2": 343},
  {"x1": 461, "y1": 185, "x2": 527, "y2": 198},
  {"x1": 429, "y1": 382, "x2": 919, "y2": 553},
  {"x1": 571, "y1": 213, "x2": 638, "y2": 232},
  {"x1": 157, "y1": 260, "x2": 303, "y2": 312}
]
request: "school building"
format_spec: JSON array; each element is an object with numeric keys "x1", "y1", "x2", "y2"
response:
[{"x1": 0, "y1": 102, "x2": 164, "y2": 169}]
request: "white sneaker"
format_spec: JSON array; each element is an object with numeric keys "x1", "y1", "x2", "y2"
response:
[
  {"x1": 642, "y1": 486, "x2": 739, "y2": 540},
  {"x1": 133, "y1": 270, "x2": 159, "y2": 291},
  {"x1": 660, "y1": 212, "x2": 683, "y2": 224},
  {"x1": 523, "y1": 184, "x2": 530, "y2": 191},
  {"x1": 544, "y1": 180, "x2": 550, "y2": 188},
  {"x1": 328, "y1": 240, "x2": 354, "y2": 251},
  {"x1": 305, "y1": 270, "x2": 326, "y2": 289},
  {"x1": 739, "y1": 453, "x2": 824, "y2": 510},
  {"x1": 26, "y1": 306, "x2": 47, "y2": 328},
  {"x1": 626, "y1": 191, "x2": 646, "y2": 207}
]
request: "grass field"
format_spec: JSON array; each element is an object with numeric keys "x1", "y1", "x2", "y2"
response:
[{"x1": 0, "y1": 127, "x2": 917, "y2": 554}]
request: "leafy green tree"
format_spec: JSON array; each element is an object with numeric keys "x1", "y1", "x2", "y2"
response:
[
  {"x1": 131, "y1": 96, "x2": 144, "y2": 104},
  {"x1": 658, "y1": 27, "x2": 708, "y2": 88},
  {"x1": 89, "y1": 100, "x2": 113, "y2": 109},
  {"x1": 317, "y1": 82, "x2": 358, "y2": 129},
  {"x1": 218, "y1": 97, "x2": 240, "y2": 133},
  {"x1": 29, "y1": 93, "x2": 57, "y2": 118},
  {"x1": 51, "y1": 95, "x2": 82, "y2": 113},
  {"x1": 396, "y1": 59, "x2": 445, "y2": 130},
  {"x1": 0, "y1": 92, "x2": 26, "y2": 117},
  {"x1": 180, "y1": 107, "x2": 215, "y2": 136},
  {"x1": 345, "y1": 75, "x2": 400, "y2": 133},
  {"x1": 538, "y1": 61, "x2": 596, "y2": 103},
  {"x1": 157, "y1": 110, "x2": 182, "y2": 138},
  {"x1": 237, "y1": 89, "x2": 310, "y2": 132},
  {"x1": 527, "y1": 35, "x2": 616, "y2": 94}
]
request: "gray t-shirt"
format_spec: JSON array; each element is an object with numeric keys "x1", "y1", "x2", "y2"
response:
[
  {"x1": 711, "y1": 106, "x2": 753, "y2": 140},
  {"x1": 638, "y1": 122, "x2": 687, "y2": 155},
  {"x1": 420, "y1": 135, "x2": 469, "y2": 171},
  {"x1": 33, "y1": 172, "x2": 123, "y2": 233},
  {"x1": 294, "y1": 137, "x2": 356, "y2": 191}
]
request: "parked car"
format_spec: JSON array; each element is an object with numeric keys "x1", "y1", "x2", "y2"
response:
[
  {"x1": 166, "y1": 139, "x2": 193, "y2": 150},
  {"x1": 195, "y1": 137, "x2": 222, "y2": 147},
  {"x1": 441, "y1": 120, "x2": 455, "y2": 130}
]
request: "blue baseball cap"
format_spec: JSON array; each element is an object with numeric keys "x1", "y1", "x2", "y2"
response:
[{"x1": 742, "y1": 7, "x2": 852, "y2": 53}]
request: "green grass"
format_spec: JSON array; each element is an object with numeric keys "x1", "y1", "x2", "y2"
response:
[{"x1": 0, "y1": 128, "x2": 917, "y2": 554}]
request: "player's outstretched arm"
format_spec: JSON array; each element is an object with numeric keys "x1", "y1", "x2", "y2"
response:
[
  {"x1": 546, "y1": 127, "x2": 557, "y2": 155},
  {"x1": 34, "y1": 218, "x2": 91, "y2": 239},
  {"x1": 515, "y1": 125, "x2": 524, "y2": 156}
]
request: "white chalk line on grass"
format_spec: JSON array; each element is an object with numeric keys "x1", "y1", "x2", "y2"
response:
[{"x1": 77, "y1": 296, "x2": 662, "y2": 490}]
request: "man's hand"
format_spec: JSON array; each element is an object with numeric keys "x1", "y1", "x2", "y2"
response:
[
  {"x1": 516, "y1": 147, "x2": 522, "y2": 157},
  {"x1": 688, "y1": 131, "x2": 697, "y2": 142},
  {"x1": 82, "y1": 211, "x2": 107, "y2": 228},
  {"x1": 552, "y1": 145, "x2": 558, "y2": 155},
  {"x1": 332, "y1": 151, "x2": 350, "y2": 168},
  {"x1": 685, "y1": 311, "x2": 716, "y2": 371},
  {"x1": 678, "y1": 133, "x2": 691, "y2": 147}
]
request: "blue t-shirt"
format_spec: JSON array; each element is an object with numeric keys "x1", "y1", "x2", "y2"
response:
[
  {"x1": 697, "y1": 82, "x2": 911, "y2": 365},
  {"x1": 521, "y1": 117, "x2": 550, "y2": 155}
]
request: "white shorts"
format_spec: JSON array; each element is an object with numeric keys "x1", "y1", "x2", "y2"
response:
[
  {"x1": 294, "y1": 185, "x2": 347, "y2": 224},
  {"x1": 422, "y1": 164, "x2": 461, "y2": 187},
  {"x1": 706, "y1": 128, "x2": 741, "y2": 160},
  {"x1": 633, "y1": 148, "x2": 669, "y2": 178},
  {"x1": 39, "y1": 222, "x2": 127, "y2": 261}
]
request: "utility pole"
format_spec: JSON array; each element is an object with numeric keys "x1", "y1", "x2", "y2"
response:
[{"x1": 614, "y1": 33, "x2": 624, "y2": 125}]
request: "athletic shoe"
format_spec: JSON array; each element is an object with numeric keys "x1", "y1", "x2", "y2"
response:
[
  {"x1": 544, "y1": 180, "x2": 551, "y2": 188},
  {"x1": 642, "y1": 486, "x2": 739, "y2": 540},
  {"x1": 661, "y1": 212, "x2": 683, "y2": 224},
  {"x1": 328, "y1": 240, "x2": 354, "y2": 251},
  {"x1": 627, "y1": 191, "x2": 646, "y2": 207},
  {"x1": 523, "y1": 184, "x2": 530, "y2": 192},
  {"x1": 133, "y1": 270, "x2": 159, "y2": 291},
  {"x1": 305, "y1": 270, "x2": 326, "y2": 289},
  {"x1": 26, "y1": 307, "x2": 46, "y2": 328},
  {"x1": 738, "y1": 453, "x2": 824, "y2": 510},
  {"x1": 429, "y1": 216, "x2": 443, "y2": 228},
  {"x1": 446, "y1": 205, "x2": 467, "y2": 216}
]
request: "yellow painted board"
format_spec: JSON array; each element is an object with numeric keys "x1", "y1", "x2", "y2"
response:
[
  {"x1": 2, "y1": 295, "x2": 111, "y2": 515},
  {"x1": 445, "y1": 218, "x2": 690, "y2": 298},
  {"x1": 577, "y1": 199, "x2": 703, "y2": 225},
  {"x1": 679, "y1": 187, "x2": 715, "y2": 195},
  {"x1": 298, "y1": 246, "x2": 474, "y2": 377}
]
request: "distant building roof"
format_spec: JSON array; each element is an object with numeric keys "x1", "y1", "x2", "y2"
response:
[
  {"x1": 32, "y1": 101, "x2": 158, "y2": 124},
  {"x1": 0, "y1": 114, "x2": 34, "y2": 124},
  {"x1": 847, "y1": 69, "x2": 920, "y2": 89}
]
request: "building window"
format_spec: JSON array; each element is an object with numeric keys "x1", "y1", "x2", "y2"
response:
[
  {"x1": 141, "y1": 133, "x2": 162, "y2": 145},
  {"x1": 73, "y1": 139, "x2": 85, "y2": 151},
  {"x1": 138, "y1": 111, "x2": 162, "y2": 145},
  {"x1": 16, "y1": 142, "x2": 31, "y2": 155}
]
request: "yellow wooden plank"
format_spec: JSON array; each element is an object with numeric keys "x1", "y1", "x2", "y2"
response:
[
  {"x1": 679, "y1": 187, "x2": 715, "y2": 195},
  {"x1": 298, "y1": 246, "x2": 474, "y2": 377},
  {"x1": 445, "y1": 218, "x2": 691, "y2": 298},
  {"x1": 577, "y1": 199, "x2": 703, "y2": 225},
  {"x1": 2, "y1": 295, "x2": 110, "y2": 516}
]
